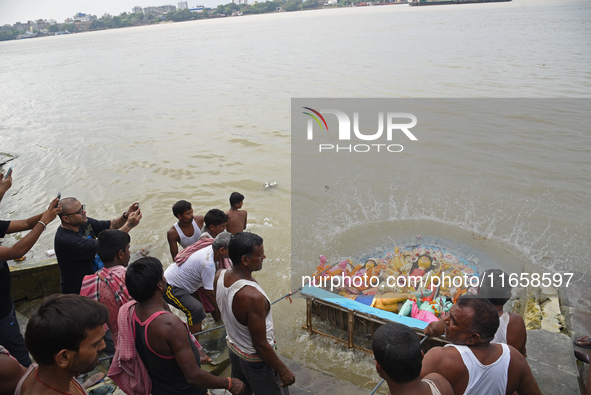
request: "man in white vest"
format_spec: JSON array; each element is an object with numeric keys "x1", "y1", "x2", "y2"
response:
[
  {"x1": 214, "y1": 232, "x2": 295, "y2": 395},
  {"x1": 420, "y1": 295, "x2": 541, "y2": 395},
  {"x1": 425, "y1": 269, "x2": 527, "y2": 356},
  {"x1": 166, "y1": 200, "x2": 204, "y2": 260}
]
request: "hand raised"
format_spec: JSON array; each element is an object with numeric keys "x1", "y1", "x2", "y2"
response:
[
  {"x1": 40, "y1": 197, "x2": 62, "y2": 224},
  {"x1": 127, "y1": 202, "x2": 140, "y2": 214},
  {"x1": 125, "y1": 208, "x2": 142, "y2": 228},
  {"x1": 0, "y1": 173, "x2": 12, "y2": 195}
]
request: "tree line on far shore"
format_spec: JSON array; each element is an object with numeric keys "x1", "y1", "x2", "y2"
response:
[{"x1": 1, "y1": 0, "x2": 388, "y2": 41}]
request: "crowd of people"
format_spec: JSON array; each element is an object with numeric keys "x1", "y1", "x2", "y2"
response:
[{"x1": 0, "y1": 171, "x2": 579, "y2": 395}]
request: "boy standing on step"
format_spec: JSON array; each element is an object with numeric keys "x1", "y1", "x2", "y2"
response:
[{"x1": 225, "y1": 192, "x2": 247, "y2": 235}]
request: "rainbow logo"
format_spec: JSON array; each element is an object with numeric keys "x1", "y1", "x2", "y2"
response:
[{"x1": 302, "y1": 107, "x2": 329, "y2": 131}]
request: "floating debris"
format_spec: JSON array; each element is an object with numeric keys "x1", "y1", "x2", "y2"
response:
[{"x1": 263, "y1": 181, "x2": 278, "y2": 188}]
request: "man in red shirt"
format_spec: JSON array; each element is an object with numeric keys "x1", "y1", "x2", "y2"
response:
[{"x1": 80, "y1": 229, "x2": 132, "y2": 347}]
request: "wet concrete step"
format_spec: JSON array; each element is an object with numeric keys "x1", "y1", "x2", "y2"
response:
[
  {"x1": 562, "y1": 271, "x2": 591, "y2": 394},
  {"x1": 209, "y1": 356, "x2": 368, "y2": 395},
  {"x1": 282, "y1": 357, "x2": 368, "y2": 395},
  {"x1": 526, "y1": 330, "x2": 579, "y2": 395}
]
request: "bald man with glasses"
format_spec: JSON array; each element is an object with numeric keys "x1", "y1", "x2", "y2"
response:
[{"x1": 55, "y1": 197, "x2": 142, "y2": 295}]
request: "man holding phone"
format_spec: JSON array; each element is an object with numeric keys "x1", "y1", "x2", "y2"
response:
[
  {"x1": 1, "y1": 170, "x2": 62, "y2": 366},
  {"x1": 55, "y1": 197, "x2": 142, "y2": 295}
]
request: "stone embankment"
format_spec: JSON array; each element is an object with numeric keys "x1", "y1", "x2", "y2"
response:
[
  {"x1": 11, "y1": 263, "x2": 587, "y2": 394},
  {"x1": 510, "y1": 272, "x2": 582, "y2": 394}
]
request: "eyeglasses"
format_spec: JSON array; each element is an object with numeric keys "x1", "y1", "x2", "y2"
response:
[{"x1": 63, "y1": 204, "x2": 85, "y2": 216}]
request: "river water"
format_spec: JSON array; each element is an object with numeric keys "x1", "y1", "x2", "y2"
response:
[{"x1": 1, "y1": 0, "x2": 590, "y2": 390}]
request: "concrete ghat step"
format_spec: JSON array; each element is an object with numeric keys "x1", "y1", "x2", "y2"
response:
[
  {"x1": 561, "y1": 271, "x2": 591, "y2": 395},
  {"x1": 281, "y1": 357, "x2": 368, "y2": 395},
  {"x1": 13, "y1": 309, "x2": 28, "y2": 337},
  {"x1": 567, "y1": 307, "x2": 591, "y2": 344},
  {"x1": 526, "y1": 329, "x2": 580, "y2": 395},
  {"x1": 209, "y1": 356, "x2": 368, "y2": 395}
]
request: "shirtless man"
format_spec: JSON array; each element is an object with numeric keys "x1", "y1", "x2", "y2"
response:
[
  {"x1": 372, "y1": 322, "x2": 453, "y2": 395},
  {"x1": 420, "y1": 295, "x2": 541, "y2": 395},
  {"x1": 424, "y1": 269, "x2": 527, "y2": 356},
  {"x1": 225, "y1": 192, "x2": 247, "y2": 235},
  {"x1": 167, "y1": 200, "x2": 205, "y2": 260},
  {"x1": 214, "y1": 232, "x2": 295, "y2": 394}
]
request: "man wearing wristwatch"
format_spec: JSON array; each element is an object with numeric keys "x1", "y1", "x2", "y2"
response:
[
  {"x1": 54, "y1": 197, "x2": 142, "y2": 295},
  {"x1": 1, "y1": 171, "x2": 62, "y2": 367}
]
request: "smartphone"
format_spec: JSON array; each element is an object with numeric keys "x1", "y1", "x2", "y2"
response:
[
  {"x1": 4, "y1": 165, "x2": 12, "y2": 179},
  {"x1": 56, "y1": 192, "x2": 61, "y2": 208}
]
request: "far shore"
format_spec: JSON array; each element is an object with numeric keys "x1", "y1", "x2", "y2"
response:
[{"x1": 2, "y1": 2, "x2": 407, "y2": 42}]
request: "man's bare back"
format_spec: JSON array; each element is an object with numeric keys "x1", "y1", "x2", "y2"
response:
[
  {"x1": 226, "y1": 207, "x2": 247, "y2": 234},
  {"x1": 226, "y1": 193, "x2": 247, "y2": 235}
]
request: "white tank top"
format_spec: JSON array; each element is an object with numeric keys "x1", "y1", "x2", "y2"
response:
[
  {"x1": 174, "y1": 220, "x2": 201, "y2": 248},
  {"x1": 216, "y1": 269, "x2": 275, "y2": 355},
  {"x1": 445, "y1": 343, "x2": 510, "y2": 395},
  {"x1": 491, "y1": 311, "x2": 510, "y2": 345},
  {"x1": 423, "y1": 378, "x2": 442, "y2": 395}
]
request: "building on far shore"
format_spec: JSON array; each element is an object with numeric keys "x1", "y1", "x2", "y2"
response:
[
  {"x1": 74, "y1": 21, "x2": 92, "y2": 31},
  {"x1": 178, "y1": 1, "x2": 189, "y2": 9},
  {"x1": 133, "y1": 5, "x2": 177, "y2": 14},
  {"x1": 73, "y1": 12, "x2": 93, "y2": 22}
]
